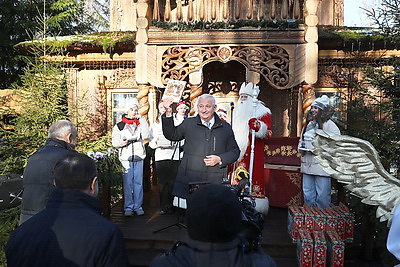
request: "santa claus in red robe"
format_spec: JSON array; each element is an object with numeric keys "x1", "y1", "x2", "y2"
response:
[{"x1": 232, "y1": 82, "x2": 272, "y2": 214}]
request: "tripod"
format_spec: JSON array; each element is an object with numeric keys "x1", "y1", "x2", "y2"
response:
[
  {"x1": 152, "y1": 196, "x2": 187, "y2": 234},
  {"x1": 153, "y1": 141, "x2": 187, "y2": 234}
]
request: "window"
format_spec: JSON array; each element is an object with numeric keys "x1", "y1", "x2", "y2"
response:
[{"x1": 110, "y1": 90, "x2": 138, "y2": 126}]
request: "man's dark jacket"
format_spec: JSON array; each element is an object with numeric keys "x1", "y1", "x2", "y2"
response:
[
  {"x1": 20, "y1": 138, "x2": 76, "y2": 220},
  {"x1": 162, "y1": 113, "x2": 240, "y2": 198},
  {"x1": 6, "y1": 189, "x2": 130, "y2": 267},
  {"x1": 150, "y1": 237, "x2": 276, "y2": 267}
]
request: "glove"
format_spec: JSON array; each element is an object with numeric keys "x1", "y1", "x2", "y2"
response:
[{"x1": 248, "y1": 118, "x2": 261, "y2": 132}]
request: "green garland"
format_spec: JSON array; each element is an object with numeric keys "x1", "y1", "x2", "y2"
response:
[{"x1": 152, "y1": 19, "x2": 299, "y2": 31}]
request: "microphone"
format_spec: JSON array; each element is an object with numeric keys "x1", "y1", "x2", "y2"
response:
[
  {"x1": 184, "y1": 107, "x2": 190, "y2": 118},
  {"x1": 230, "y1": 102, "x2": 235, "y2": 125}
]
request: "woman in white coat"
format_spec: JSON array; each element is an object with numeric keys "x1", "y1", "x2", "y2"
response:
[
  {"x1": 298, "y1": 95, "x2": 340, "y2": 208},
  {"x1": 149, "y1": 101, "x2": 180, "y2": 214}
]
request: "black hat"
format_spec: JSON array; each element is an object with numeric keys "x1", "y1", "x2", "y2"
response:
[{"x1": 186, "y1": 184, "x2": 242, "y2": 243}]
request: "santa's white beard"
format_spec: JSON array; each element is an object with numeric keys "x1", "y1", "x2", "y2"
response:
[{"x1": 232, "y1": 99, "x2": 254, "y2": 161}]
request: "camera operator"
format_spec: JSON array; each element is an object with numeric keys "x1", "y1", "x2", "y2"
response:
[{"x1": 150, "y1": 184, "x2": 276, "y2": 267}]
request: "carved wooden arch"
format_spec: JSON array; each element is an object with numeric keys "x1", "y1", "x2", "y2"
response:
[{"x1": 161, "y1": 45, "x2": 291, "y2": 90}]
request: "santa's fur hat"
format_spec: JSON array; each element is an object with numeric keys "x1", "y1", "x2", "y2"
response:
[{"x1": 239, "y1": 82, "x2": 260, "y2": 97}]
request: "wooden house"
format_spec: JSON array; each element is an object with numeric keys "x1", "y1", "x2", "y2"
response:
[{"x1": 53, "y1": 0, "x2": 345, "y2": 138}]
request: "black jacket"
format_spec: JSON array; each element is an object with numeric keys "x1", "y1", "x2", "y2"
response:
[
  {"x1": 162, "y1": 114, "x2": 240, "y2": 198},
  {"x1": 6, "y1": 189, "x2": 130, "y2": 267},
  {"x1": 150, "y1": 237, "x2": 276, "y2": 267},
  {"x1": 20, "y1": 138, "x2": 76, "y2": 221}
]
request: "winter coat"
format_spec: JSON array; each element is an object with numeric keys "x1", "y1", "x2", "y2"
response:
[
  {"x1": 20, "y1": 138, "x2": 76, "y2": 221},
  {"x1": 162, "y1": 113, "x2": 240, "y2": 198},
  {"x1": 112, "y1": 116, "x2": 149, "y2": 162},
  {"x1": 299, "y1": 119, "x2": 340, "y2": 176},
  {"x1": 150, "y1": 237, "x2": 276, "y2": 267},
  {"x1": 6, "y1": 189, "x2": 130, "y2": 267}
]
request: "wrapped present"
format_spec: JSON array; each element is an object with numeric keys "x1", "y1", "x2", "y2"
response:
[
  {"x1": 326, "y1": 230, "x2": 345, "y2": 267},
  {"x1": 322, "y1": 207, "x2": 337, "y2": 233},
  {"x1": 297, "y1": 229, "x2": 314, "y2": 267},
  {"x1": 312, "y1": 231, "x2": 327, "y2": 267},
  {"x1": 338, "y1": 203, "x2": 354, "y2": 242},
  {"x1": 302, "y1": 205, "x2": 314, "y2": 232},
  {"x1": 331, "y1": 205, "x2": 346, "y2": 240},
  {"x1": 288, "y1": 206, "x2": 304, "y2": 242},
  {"x1": 312, "y1": 208, "x2": 327, "y2": 233}
]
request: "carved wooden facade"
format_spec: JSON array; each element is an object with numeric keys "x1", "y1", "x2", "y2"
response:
[{"x1": 60, "y1": 0, "x2": 347, "y2": 137}]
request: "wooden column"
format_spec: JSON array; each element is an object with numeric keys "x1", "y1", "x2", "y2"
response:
[
  {"x1": 304, "y1": 0, "x2": 320, "y2": 85},
  {"x1": 189, "y1": 70, "x2": 203, "y2": 115}
]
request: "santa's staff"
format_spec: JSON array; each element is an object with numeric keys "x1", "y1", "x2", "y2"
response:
[{"x1": 248, "y1": 83, "x2": 259, "y2": 192}]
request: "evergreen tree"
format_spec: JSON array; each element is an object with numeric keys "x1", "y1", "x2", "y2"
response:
[
  {"x1": 344, "y1": 59, "x2": 400, "y2": 170},
  {"x1": 0, "y1": 43, "x2": 69, "y2": 174},
  {"x1": 365, "y1": 0, "x2": 400, "y2": 42},
  {"x1": 0, "y1": 0, "x2": 109, "y2": 89}
]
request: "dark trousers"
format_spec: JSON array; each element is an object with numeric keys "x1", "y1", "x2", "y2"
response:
[{"x1": 156, "y1": 160, "x2": 179, "y2": 210}]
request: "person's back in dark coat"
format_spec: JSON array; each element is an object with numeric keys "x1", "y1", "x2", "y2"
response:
[
  {"x1": 20, "y1": 120, "x2": 78, "y2": 224},
  {"x1": 7, "y1": 153, "x2": 130, "y2": 267}
]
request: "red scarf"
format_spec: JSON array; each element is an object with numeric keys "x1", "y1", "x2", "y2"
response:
[{"x1": 122, "y1": 116, "x2": 140, "y2": 126}]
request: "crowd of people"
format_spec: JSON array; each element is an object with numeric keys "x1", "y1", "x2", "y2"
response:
[{"x1": 9, "y1": 82, "x2": 398, "y2": 266}]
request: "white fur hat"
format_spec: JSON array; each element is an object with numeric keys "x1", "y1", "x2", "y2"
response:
[
  {"x1": 239, "y1": 82, "x2": 260, "y2": 97},
  {"x1": 125, "y1": 98, "x2": 139, "y2": 113},
  {"x1": 312, "y1": 95, "x2": 330, "y2": 110}
]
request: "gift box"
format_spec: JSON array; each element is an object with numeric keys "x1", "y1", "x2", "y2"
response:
[
  {"x1": 297, "y1": 229, "x2": 314, "y2": 267},
  {"x1": 288, "y1": 206, "x2": 304, "y2": 242},
  {"x1": 312, "y1": 208, "x2": 327, "y2": 233},
  {"x1": 302, "y1": 205, "x2": 314, "y2": 232},
  {"x1": 331, "y1": 206, "x2": 346, "y2": 240},
  {"x1": 312, "y1": 231, "x2": 327, "y2": 267},
  {"x1": 338, "y1": 203, "x2": 354, "y2": 242},
  {"x1": 322, "y1": 207, "x2": 337, "y2": 233},
  {"x1": 326, "y1": 230, "x2": 345, "y2": 267}
]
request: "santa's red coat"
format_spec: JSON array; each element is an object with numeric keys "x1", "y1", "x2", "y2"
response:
[{"x1": 237, "y1": 112, "x2": 271, "y2": 198}]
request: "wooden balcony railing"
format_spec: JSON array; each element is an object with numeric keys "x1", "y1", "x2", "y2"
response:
[{"x1": 152, "y1": 0, "x2": 304, "y2": 24}]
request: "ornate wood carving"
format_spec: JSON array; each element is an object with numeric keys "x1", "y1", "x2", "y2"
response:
[
  {"x1": 188, "y1": 0, "x2": 194, "y2": 22},
  {"x1": 161, "y1": 45, "x2": 290, "y2": 89},
  {"x1": 153, "y1": 0, "x2": 160, "y2": 20},
  {"x1": 281, "y1": 0, "x2": 288, "y2": 19},
  {"x1": 207, "y1": 81, "x2": 239, "y2": 95},
  {"x1": 270, "y1": 0, "x2": 277, "y2": 19},
  {"x1": 177, "y1": 0, "x2": 183, "y2": 21},
  {"x1": 104, "y1": 68, "x2": 138, "y2": 89},
  {"x1": 164, "y1": 0, "x2": 171, "y2": 22}
]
